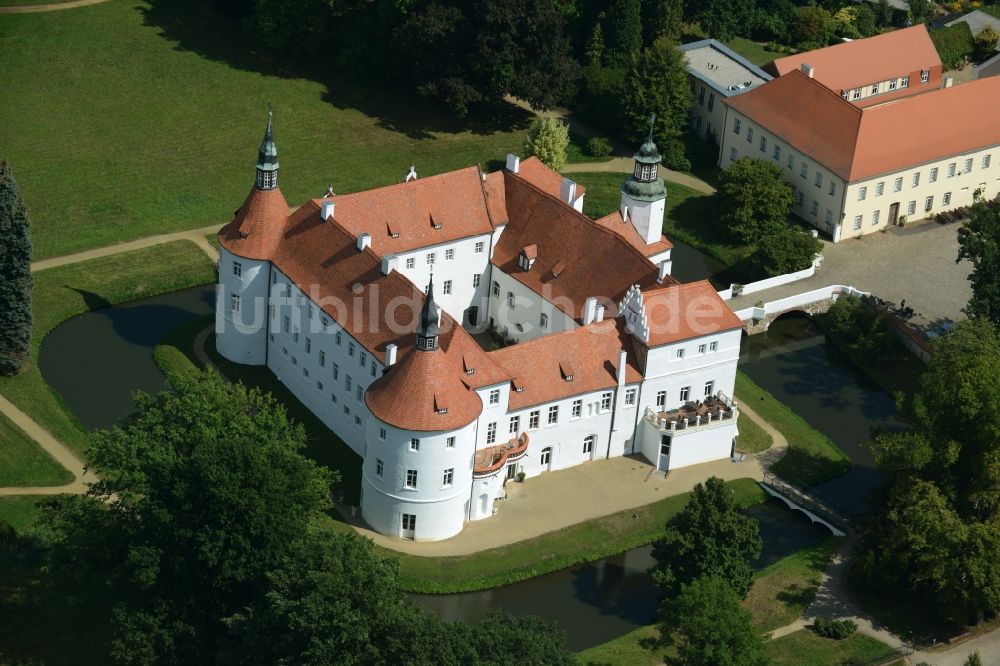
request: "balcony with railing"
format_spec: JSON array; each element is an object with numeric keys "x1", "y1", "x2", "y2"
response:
[
  {"x1": 645, "y1": 392, "x2": 738, "y2": 433},
  {"x1": 473, "y1": 432, "x2": 530, "y2": 478}
]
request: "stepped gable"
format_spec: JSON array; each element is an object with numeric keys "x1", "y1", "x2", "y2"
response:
[
  {"x1": 323, "y1": 165, "x2": 495, "y2": 257},
  {"x1": 639, "y1": 280, "x2": 744, "y2": 347},
  {"x1": 218, "y1": 186, "x2": 291, "y2": 260},
  {"x1": 493, "y1": 171, "x2": 662, "y2": 321},
  {"x1": 488, "y1": 319, "x2": 643, "y2": 410},
  {"x1": 593, "y1": 211, "x2": 673, "y2": 258}
]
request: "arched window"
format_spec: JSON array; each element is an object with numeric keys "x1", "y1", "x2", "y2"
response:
[
  {"x1": 540, "y1": 447, "x2": 552, "y2": 467},
  {"x1": 583, "y1": 435, "x2": 596, "y2": 454}
]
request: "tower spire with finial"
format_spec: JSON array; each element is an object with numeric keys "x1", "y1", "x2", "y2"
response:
[
  {"x1": 416, "y1": 273, "x2": 441, "y2": 351},
  {"x1": 255, "y1": 104, "x2": 279, "y2": 190}
]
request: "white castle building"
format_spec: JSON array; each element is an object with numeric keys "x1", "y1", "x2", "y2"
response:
[{"x1": 216, "y1": 112, "x2": 745, "y2": 541}]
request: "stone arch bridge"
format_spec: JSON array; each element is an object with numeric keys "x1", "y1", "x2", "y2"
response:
[{"x1": 730, "y1": 285, "x2": 869, "y2": 335}]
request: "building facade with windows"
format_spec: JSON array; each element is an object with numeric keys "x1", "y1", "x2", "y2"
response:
[
  {"x1": 217, "y1": 114, "x2": 744, "y2": 541},
  {"x1": 719, "y1": 70, "x2": 1000, "y2": 241}
]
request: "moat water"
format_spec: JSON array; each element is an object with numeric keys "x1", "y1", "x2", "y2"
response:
[{"x1": 37, "y1": 246, "x2": 902, "y2": 651}]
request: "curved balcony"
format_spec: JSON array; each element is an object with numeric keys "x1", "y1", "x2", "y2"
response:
[{"x1": 473, "y1": 433, "x2": 530, "y2": 478}]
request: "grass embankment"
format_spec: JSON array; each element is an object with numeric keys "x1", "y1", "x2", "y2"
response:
[
  {"x1": 735, "y1": 372, "x2": 851, "y2": 488},
  {"x1": 735, "y1": 411, "x2": 773, "y2": 453},
  {"x1": 0, "y1": 413, "x2": 73, "y2": 487},
  {"x1": 765, "y1": 629, "x2": 901, "y2": 665},
  {"x1": 576, "y1": 538, "x2": 851, "y2": 666},
  {"x1": 565, "y1": 172, "x2": 750, "y2": 270},
  {"x1": 0, "y1": 241, "x2": 216, "y2": 458},
  {"x1": 390, "y1": 478, "x2": 766, "y2": 593},
  {"x1": 0, "y1": 0, "x2": 531, "y2": 260}
]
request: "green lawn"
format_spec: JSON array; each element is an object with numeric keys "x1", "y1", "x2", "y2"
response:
[
  {"x1": 724, "y1": 37, "x2": 786, "y2": 67},
  {"x1": 0, "y1": 0, "x2": 531, "y2": 260},
  {"x1": 765, "y1": 629, "x2": 901, "y2": 666},
  {"x1": 576, "y1": 624, "x2": 662, "y2": 666},
  {"x1": 735, "y1": 372, "x2": 851, "y2": 488},
  {"x1": 745, "y1": 538, "x2": 840, "y2": 632},
  {"x1": 565, "y1": 172, "x2": 751, "y2": 271},
  {"x1": 0, "y1": 497, "x2": 47, "y2": 533},
  {"x1": 735, "y1": 411, "x2": 773, "y2": 454},
  {"x1": 565, "y1": 131, "x2": 614, "y2": 165},
  {"x1": 0, "y1": 413, "x2": 73, "y2": 487},
  {"x1": 0, "y1": 241, "x2": 216, "y2": 458}
]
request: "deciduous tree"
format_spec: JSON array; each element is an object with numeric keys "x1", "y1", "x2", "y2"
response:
[
  {"x1": 523, "y1": 117, "x2": 570, "y2": 171},
  {"x1": 975, "y1": 26, "x2": 1000, "y2": 62},
  {"x1": 0, "y1": 161, "x2": 33, "y2": 376},
  {"x1": 693, "y1": 0, "x2": 754, "y2": 42},
  {"x1": 657, "y1": 575, "x2": 769, "y2": 666},
  {"x1": 749, "y1": 227, "x2": 821, "y2": 277},
  {"x1": 718, "y1": 158, "x2": 794, "y2": 245},
  {"x1": 607, "y1": 0, "x2": 643, "y2": 66},
  {"x1": 651, "y1": 477, "x2": 762, "y2": 600},
  {"x1": 622, "y1": 37, "x2": 693, "y2": 145}
]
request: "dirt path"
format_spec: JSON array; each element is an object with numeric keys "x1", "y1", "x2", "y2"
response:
[
  {"x1": 564, "y1": 157, "x2": 716, "y2": 195},
  {"x1": 32, "y1": 225, "x2": 220, "y2": 272},
  {"x1": 0, "y1": 0, "x2": 108, "y2": 14},
  {"x1": 0, "y1": 394, "x2": 88, "y2": 496}
]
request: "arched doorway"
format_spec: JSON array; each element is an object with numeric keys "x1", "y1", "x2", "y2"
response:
[{"x1": 540, "y1": 446, "x2": 552, "y2": 471}]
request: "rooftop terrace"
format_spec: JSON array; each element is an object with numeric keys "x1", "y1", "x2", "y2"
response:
[{"x1": 679, "y1": 40, "x2": 772, "y2": 96}]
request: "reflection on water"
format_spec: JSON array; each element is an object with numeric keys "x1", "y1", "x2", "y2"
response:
[
  {"x1": 739, "y1": 314, "x2": 904, "y2": 516},
  {"x1": 412, "y1": 502, "x2": 829, "y2": 651},
  {"x1": 39, "y1": 286, "x2": 215, "y2": 430}
]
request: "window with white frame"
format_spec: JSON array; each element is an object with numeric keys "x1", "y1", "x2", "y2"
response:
[
  {"x1": 894, "y1": 177, "x2": 903, "y2": 192},
  {"x1": 443, "y1": 280, "x2": 452, "y2": 295},
  {"x1": 488, "y1": 389, "x2": 500, "y2": 405},
  {"x1": 828, "y1": 181, "x2": 836, "y2": 197},
  {"x1": 730, "y1": 147, "x2": 737, "y2": 162},
  {"x1": 800, "y1": 161, "x2": 808, "y2": 178},
  {"x1": 426, "y1": 252, "x2": 435, "y2": 265},
  {"x1": 912, "y1": 172, "x2": 920, "y2": 187},
  {"x1": 410, "y1": 438, "x2": 419, "y2": 452},
  {"x1": 656, "y1": 391, "x2": 666, "y2": 408},
  {"x1": 445, "y1": 248, "x2": 454, "y2": 261},
  {"x1": 901, "y1": 76, "x2": 909, "y2": 88},
  {"x1": 492, "y1": 281, "x2": 500, "y2": 297},
  {"x1": 888, "y1": 79, "x2": 897, "y2": 90},
  {"x1": 402, "y1": 513, "x2": 415, "y2": 531},
  {"x1": 486, "y1": 422, "x2": 497, "y2": 443},
  {"x1": 405, "y1": 257, "x2": 415, "y2": 269},
  {"x1": 704, "y1": 380, "x2": 715, "y2": 397},
  {"x1": 292, "y1": 327, "x2": 299, "y2": 343},
  {"x1": 947, "y1": 163, "x2": 956, "y2": 177},
  {"x1": 810, "y1": 200, "x2": 819, "y2": 216},
  {"x1": 540, "y1": 313, "x2": 549, "y2": 329},
  {"x1": 907, "y1": 200, "x2": 916, "y2": 215},
  {"x1": 853, "y1": 215, "x2": 862, "y2": 230},
  {"x1": 230, "y1": 294, "x2": 240, "y2": 312},
  {"x1": 773, "y1": 145, "x2": 781, "y2": 160},
  {"x1": 335, "y1": 331, "x2": 342, "y2": 346},
  {"x1": 475, "y1": 241, "x2": 484, "y2": 253},
  {"x1": 583, "y1": 436, "x2": 595, "y2": 454},
  {"x1": 305, "y1": 337, "x2": 312, "y2": 353},
  {"x1": 473, "y1": 273, "x2": 481, "y2": 288},
  {"x1": 698, "y1": 343, "x2": 706, "y2": 354},
  {"x1": 925, "y1": 196, "x2": 933, "y2": 211},
  {"x1": 759, "y1": 136, "x2": 767, "y2": 152},
  {"x1": 333, "y1": 363, "x2": 339, "y2": 380},
  {"x1": 710, "y1": 341, "x2": 718, "y2": 352},
  {"x1": 529, "y1": 410, "x2": 540, "y2": 429},
  {"x1": 509, "y1": 415, "x2": 520, "y2": 433},
  {"x1": 676, "y1": 348, "x2": 685, "y2": 359},
  {"x1": 858, "y1": 186, "x2": 867, "y2": 201},
  {"x1": 851, "y1": 88, "x2": 862, "y2": 100},
  {"x1": 872, "y1": 210, "x2": 880, "y2": 225},
  {"x1": 964, "y1": 158, "x2": 973, "y2": 173},
  {"x1": 747, "y1": 127, "x2": 753, "y2": 143},
  {"x1": 600, "y1": 392, "x2": 612, "y2": 411},
  {"x1": 232, "y1": 261, "x2": 242, "y2": 277},
  {"x1": 680, "y1": 386, "x2": 691, "y2": 402},
  {"x1": 319, "y1": 350, "x2": 326, "y2": 367},
  {"x1": 921, "y1": 70, "x2": 929, "y2": 83},
  {"x1": 356, "y1": 385, "x2": 362, "y2": 401},
  {"x1": 348, "y1": 342, "x2": 355, "y2": 357},
  {"x1": 572, "y1": 399, "x2": 582, "y2": 417},
  {"x1": 442, "y1": 468, "x2": 454, "y2": 487},
  {"x1": 405, "y1": 469, "x2": 417, "y2": 489},
  {"x1": 876, "y1": 182, "x2": 884, "y2": 196},
  {"x1": 354, "y1": 415, "x2": 362, "y2": 427},
  {"x1": 376, "y1": 459, "x2": 383, "y2": 477},
  {"x1": 446, "y1": 436, "x2": 455, "y2": 448},
  {"x1": 787, "y1": 153, "x2": 794, "y2": 170},
  {"x1": 930, "y1": 167, "x2": 938, "y2": 182},
  {"x1": 870, "y1": 83, "x2": 878, "y2": 95},
  {"x1": 548, "y1": 405, "x2": 559, "y2": 424},
  {"x1": 733, "y1": 118, "x2": 741, "y2": 134},
  {"x1": 983, "y1": 154, "x2": 991, "y2": 169},
  {"x1": 379, "y1": 427, "x2": 386, "y2": 440},
  {"x1": 815, "y1": 172, "x2": 823, "y2": 188},
  {"x1": 624, "y1": 388, "x2": 637, "y2": 406},
  {"x1": 944, "y1": 192, "x2": 952, "y2": 206},
  {"x1": 506, "y1": 292, "x2": 514, "y2": 307}
]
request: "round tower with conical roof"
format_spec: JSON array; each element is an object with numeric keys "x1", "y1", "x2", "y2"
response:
[
  {"x1": 255, "y1": 107, "x2": 279, "y2": 190},
  {"x1": 620, "y1": 116, "x2": 667, "y2": 245}
]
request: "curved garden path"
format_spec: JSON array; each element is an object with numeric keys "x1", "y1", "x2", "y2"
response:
[{"x1": 0, "y1": 0, "x2": 108, "y2": 14}]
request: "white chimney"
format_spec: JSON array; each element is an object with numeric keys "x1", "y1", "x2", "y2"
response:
[
  {"x1": 505, "y1": 154, "x2": 520, "y2": 174},
  {"x1": 801, "y1": 63, "x2": 815, "y2": 78},
  {"x1": 321, "y1": 200, "x2": 335, "y2": 221},
  {"x1": 657, "y1": 260, "x2": 671, "y2": 284},
  {"x1": 381, "y1": 254, "x2": 398, "y2": 275},
  {"x1": 595, "y1": 304, "x2": 606, "y2": 322},
  {"x1": 385, "y1": 343, "x2": 397, "y2": 367},
  {"x1": 582, "y1": 296, "x2": 598, "y2": 324},
  {"x1": 357, "y1": 233, "x2": 371, "y2": 251},
  {"x1": 616, "y1": 350, "x2": 627, "y2": 385},
  {"x1": 405, "y1": 165, "x2": 418, "y2": 182},
  {"x1": 560, "y1": 178, "x2": 577, "y2": 205},
  {"x1": 944, "y1": 77, "x2": 954, "y2": 88}
]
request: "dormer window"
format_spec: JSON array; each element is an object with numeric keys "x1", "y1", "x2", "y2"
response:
[
  {"x1": 518, "y1": 244, "x2": 537, "y2": 271},
  {"x1": 387, "y1": 222, "x2": 399, "y2": 239},
  {"x1": 430, "y1": 213, "x2": 441, "y2": 230}
]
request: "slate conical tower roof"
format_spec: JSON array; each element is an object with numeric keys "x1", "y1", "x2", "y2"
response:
[{"x1": 416, "y1": 275, "x2": 441, "y2": 350}]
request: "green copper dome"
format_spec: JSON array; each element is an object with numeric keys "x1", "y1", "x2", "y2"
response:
[
  {"x1": 621, "y1": 175, "x2": 666, "y2": 201},
  {"x1": 622, "y1": 114, "x2": 666, "y2": 202}
]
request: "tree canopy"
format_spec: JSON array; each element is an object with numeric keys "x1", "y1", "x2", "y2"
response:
[
  {"x1": 958, "y1": 194, "x2": 1000, "y2": 329},
  {"x1": 523, "y1": 117, "x2": 570, "y2": 171},
  {"x1": 749, "y1": 227, "x2": 821, "y2": 278},
  {"x1": 657, "y1": 575, "x2": 769, "y2": 666},
  {"x1": 0, "y1": 160, "x2": 33, "y2": 375},
  {"x1": 651, "y1": 476, "x2": 762, "y2": 600},
  {"x1": 622, "y1": 37, "x2": 693, "y2": 145},
  {"x1": 718, "y1": 158, "x2": 794, "y2": 246}
]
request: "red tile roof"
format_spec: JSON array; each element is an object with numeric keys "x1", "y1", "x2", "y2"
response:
[
  {"x1": 516, "y1": 156, "x2": 586, "y2": 202},
  {"x1": 725, "y1": 71, "x2": 1000, "y2": 182},
  {"x1": 482, "y1": 171, "x2": 509, "y2": 225},
  {"x1": 767, "y1": 26, "x2": 941, "y2": 96},
  {"x1": 218, "y1": 186, "x2": 291, "y2": 260},
  {"x1": 492, "y1": 172, "x2": 663, "y2": 321},
  {"x1": 488, "y1": 319, "x2": 643, "y2": 410},
  {"x1": 318, "y1": 166, "x2": 495, "y2": 256},
  {"x1": 640, "y1": 281, "x2": 744, "y2": 347},
  {"x1": 594, "y1": 211, "x2": 673, "y2": 258}
]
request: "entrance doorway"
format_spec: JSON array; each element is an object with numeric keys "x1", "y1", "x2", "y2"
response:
[
  {"x1": 540, "y1": 446, "x2": 552, "y2": 471},
  {"x1": 888, "y1": 202, "x2": 900, "y2": 225},
  {"x1": 466, "y1": 306, "x2": 479, "y2": 327},
  {"x1": 506, "y1": 463, "x2": 517, "y2": 481},
  {"x1": 401, "y1": 513, "x2": 416, "y2": 539},
  {"x1": 658, "y1": 435, "x2": 672, "y2": 472}
]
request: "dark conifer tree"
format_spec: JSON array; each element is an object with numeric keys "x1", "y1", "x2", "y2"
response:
[{"x1": 0, "y1": 161, "x2": 33, "y2": 376}]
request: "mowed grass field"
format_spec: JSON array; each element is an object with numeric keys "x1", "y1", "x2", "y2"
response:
[{"x1": 0, "y1": 0, "x2": 530, "y2": 260}]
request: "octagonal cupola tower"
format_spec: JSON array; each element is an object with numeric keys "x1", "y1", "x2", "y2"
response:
[
  {"x1": 255, "y1": 107, "x2": 279, "y2": 190},
  {"x1": 620, "y1": 115, "x2": 667, "y2": 245}
]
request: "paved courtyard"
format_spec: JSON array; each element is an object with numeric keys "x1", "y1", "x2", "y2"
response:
[{"x1": 728, "y1": 220, "x2": 972, "y2": 332}]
